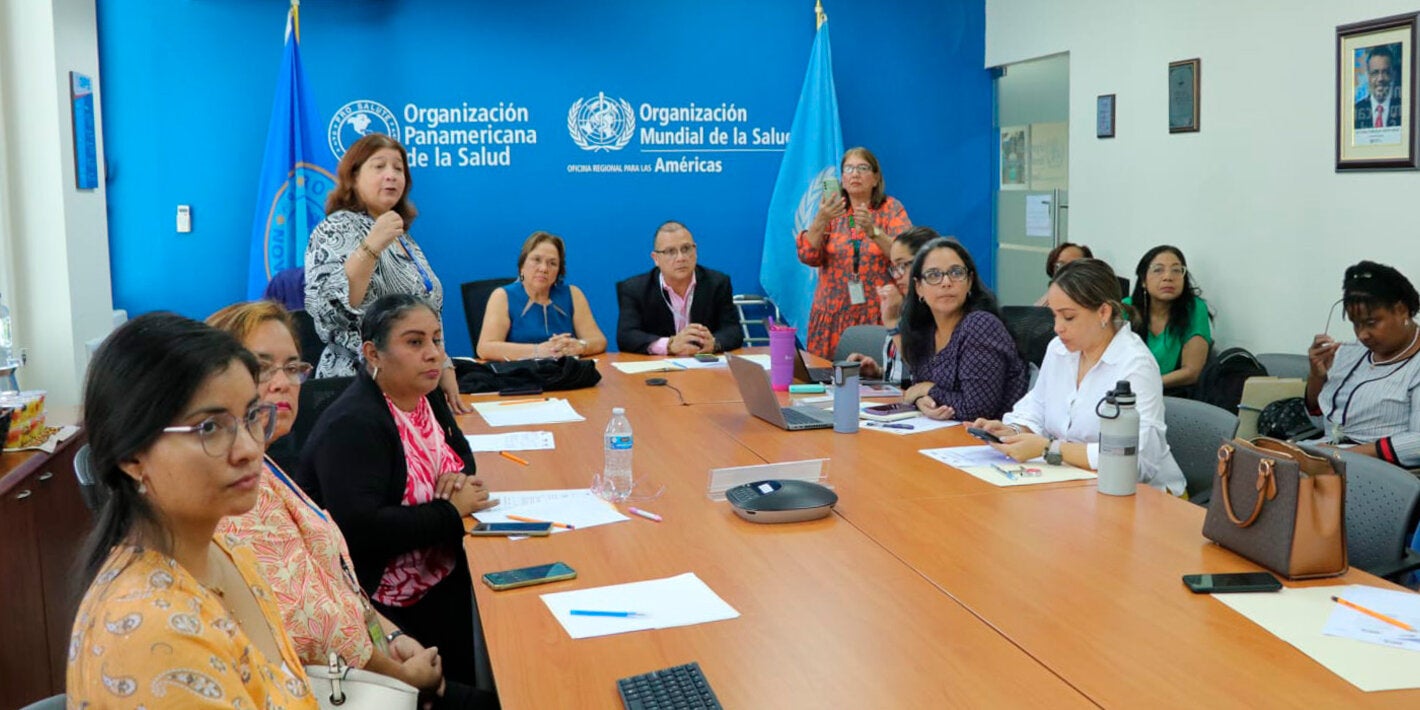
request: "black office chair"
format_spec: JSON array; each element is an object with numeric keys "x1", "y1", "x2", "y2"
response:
[
  {"x1": 289, "y1": 309, "x2": 327, "y2": 368},
  {"x1": 461, "y1": 278, "x2": 515, "y2": 355},
  {"x1": 1000, "y1": 306, "x2": 1055, "y2": 367},
  {"x1": 287, "y1": 376, "x2": 354, "y2": 465},
  {"x1": 1162, "y1": 396, "x2": 1238, "y2": 506},
  {"x1": 834, "y1": 325, "x2": 889, "y2": 363}
]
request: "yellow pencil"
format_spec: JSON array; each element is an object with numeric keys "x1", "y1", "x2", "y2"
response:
[{"x1": 1331, "y1": 595, "x2": 1415, "y2": 631}]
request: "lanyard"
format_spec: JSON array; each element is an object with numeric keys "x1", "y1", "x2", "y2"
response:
[
  {"x1": 1328, "y1": 350, "x2": 1416, "y2": 433},
  {"x1": 396, "y1": 236, "x2": 434, "y2": 294},
  {"x1": 267, "y1": 459, "x2": 326, "y2": 522}
]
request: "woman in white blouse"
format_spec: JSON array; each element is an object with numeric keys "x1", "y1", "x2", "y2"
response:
[{"x1": 972, "y1": 259, "x2": 1187, "y2": 495}]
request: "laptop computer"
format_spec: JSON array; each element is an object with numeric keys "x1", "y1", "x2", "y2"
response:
[
  {"x1": 728, "y1": 354, "x2": 836, "y2": 431},
  {"x1": 793, "y1": 347, "x2": 834, "y2": 384}
]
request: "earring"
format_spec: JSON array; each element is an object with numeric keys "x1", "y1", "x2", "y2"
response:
[
  {"x1": 517, "y1": 274, "x2": 524, "y2": 282},
  {"x1": 1100, "y1": 320, "x2": 1108, "y2": 329},
  {"x1": 372, "y1": 365, "x2": 381, "y2": 380},
  {"x1": 136, "y1": 478, "x2": 147, "y2": 494}
]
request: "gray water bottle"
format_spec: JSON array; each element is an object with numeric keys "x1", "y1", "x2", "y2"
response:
[
  {"x1": 833, "y1": 360, "x2": 860, "y2": 434},
  {"x1": 1096, "y1": 380, "x2": 1139, "y2": 496}
]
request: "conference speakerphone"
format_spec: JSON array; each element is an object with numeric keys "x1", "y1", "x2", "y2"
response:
[{"x1": 726, "y1": 479, "x2": 837, "y2": 523}]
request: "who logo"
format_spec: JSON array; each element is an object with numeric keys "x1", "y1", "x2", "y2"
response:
[{"x1": 567, "y1": 92, "x2": 635, "y2": 151}]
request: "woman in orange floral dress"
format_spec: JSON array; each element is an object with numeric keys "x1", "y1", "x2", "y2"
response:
[{"x1": 796, "y1": 147, "x2": 912, "y2": 358}]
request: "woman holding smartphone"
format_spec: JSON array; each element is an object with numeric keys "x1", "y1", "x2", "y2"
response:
[
  {"x1": 796, "y1": 147, "x2": 912, "y2": 359},
  {"x1": 971, "y1": 259, "x2": 1186, "y2": 495}
]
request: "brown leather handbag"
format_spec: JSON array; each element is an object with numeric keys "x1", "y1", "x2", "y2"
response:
[{"x1": 1202, "y1": 437, "x2": 1347, "y2": 579}]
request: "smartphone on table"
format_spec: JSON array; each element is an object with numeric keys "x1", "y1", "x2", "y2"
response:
[
  {"x1": 860, "y1": 402, "x2": 918, "y2": 422},
  {"x1": 967, "y1": 427, "x2": 1004, "y2": 444},
  {"x1": 482, "y1": 561, "x2": 578, "y2": 590},
  {"x1": 694, "y1": 353, "x2": 719, "y2": 363},
  {"x1": 1181, "y1": 572, "x2": 1282, "y2": 594},
  {"x1": 468, "y1": 522, "x2": 554, "y2": 537}
]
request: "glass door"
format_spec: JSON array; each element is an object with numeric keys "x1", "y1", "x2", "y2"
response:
[{"x1": 994, "y1": 53, "x2": 1069, "y2": 307}]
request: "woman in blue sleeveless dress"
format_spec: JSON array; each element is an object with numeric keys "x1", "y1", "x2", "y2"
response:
[{"x1": 477, "y1": 231, "x2": 607, "y2": 359}]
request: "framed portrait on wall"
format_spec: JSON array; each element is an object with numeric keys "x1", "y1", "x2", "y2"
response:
[
  {"x1": 1000, "y1": 125, "x2": 1029, "y2": 190},
  {"x1": 1337, "y1": 13, "x2": 1419, "y2": 170},
  {"x1": 1168, "y1": 59, "x2": 1200, "y2": 133}
]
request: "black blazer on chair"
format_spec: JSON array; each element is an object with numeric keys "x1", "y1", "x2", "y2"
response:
[{"x1": 615, "y1": 265, "x2": 744, "y2": 353}]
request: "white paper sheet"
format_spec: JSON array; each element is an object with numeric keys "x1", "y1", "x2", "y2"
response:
[
  {"x1": 472, "y1": 398, "x2": 584, "y2": 427},
  {"x1": 464, "y1": 431, "x2": 555, "y2": 453},
  {"x1": 918, "y1": 445, "x2": 1096, "y2": 486},
  {"x1": 861, "y1": 417, "x2": 962, "y2": 436},
  {"x1": 1322, "y1": 584, "x2": 1420, "y2": 652},
  {"x1": 1215, "y1": 585, "x2": 1420, "y2": 692},
  {"x1": 474, "y1": 489, "x2": 629, "y2": 534},
  {"x1": 540, "y1": 572, "x2": 740, "y2": 639},
  {"x1": 1025, "y1": 193, "x2": 1052, "y2": 237}
]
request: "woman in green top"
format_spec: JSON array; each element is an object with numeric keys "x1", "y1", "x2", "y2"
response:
[{"x1": 1123, "y1": 245, "x2": 1212, "y2": 389}]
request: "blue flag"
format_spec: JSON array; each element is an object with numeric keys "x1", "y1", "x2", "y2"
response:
[
  {"x1": 246, "y1": 6, "x2": 336, "y2": 299},
  {"x1": 759, "y1": 20, "x2": 843, "y2": 333}
]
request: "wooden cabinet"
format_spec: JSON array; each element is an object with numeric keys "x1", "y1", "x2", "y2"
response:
[{"x1": 0, "y1": 431, "x2": 90, "y2": 708}]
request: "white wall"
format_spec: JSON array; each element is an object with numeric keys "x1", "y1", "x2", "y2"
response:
[
  {"x1": 986, "y1": 0, "x2": 1420, "y2": 354},
  {"x1": 0, "y1": 0, "x2": 114, "y2": 408}
]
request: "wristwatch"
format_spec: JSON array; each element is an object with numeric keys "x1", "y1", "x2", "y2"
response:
[
  {"x1": 385, "y1": 629, "x2": 406, "y2": 644},
  {"x1": 1044, "y1": 438, "x2": 1063, "y2": 466}
]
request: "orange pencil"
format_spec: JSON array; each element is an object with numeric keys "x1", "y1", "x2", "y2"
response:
[
  {"x1": 507, "y1": 514, "x2": 575, "y2": 530},
  {"x1": 1331, "y1": 595, "x2": 1415, "y2": 631},
  {"x1": 499, "y1": 451, "x2": 530, "y2": 466}
]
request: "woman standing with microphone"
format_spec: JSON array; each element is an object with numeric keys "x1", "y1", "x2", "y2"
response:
[{"x1": 305, "y1": 133, "x2": 467, "y2": 412}]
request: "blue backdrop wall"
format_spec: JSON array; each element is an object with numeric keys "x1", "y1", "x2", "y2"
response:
[{"x1": 97, "y1": 0, "x2": 990, "y2": 356}]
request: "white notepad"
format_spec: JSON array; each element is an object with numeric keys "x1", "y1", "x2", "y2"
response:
[{"x1": 472, "y1": 398, "x2": 584, "y2": 427}]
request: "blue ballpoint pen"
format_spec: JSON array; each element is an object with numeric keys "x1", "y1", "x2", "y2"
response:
[
  {"x1": 991, "y1": 464, "x2": 1018, "y2": 481},
  {"x1": 569, "y1": 610, "x2": 646, "y2": 617}
]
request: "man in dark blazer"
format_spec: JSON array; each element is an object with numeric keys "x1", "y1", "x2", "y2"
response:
[
  {"x1": 616, "y1": 220, "x2": 744, "y2": 354},
  {"x1": 1355, "y1": 45, "x2": 1402, "y2": 130}
]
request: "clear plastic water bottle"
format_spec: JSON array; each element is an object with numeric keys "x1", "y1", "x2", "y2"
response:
[
  {"x1": 602, "y1": 407, "x2": 634, "y2": 501},
  {"x1": 0, "y1": 292, "x2": 12, "y2": 366}
]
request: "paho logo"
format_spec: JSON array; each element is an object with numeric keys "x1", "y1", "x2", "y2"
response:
[
  {"x1": 328, "y1": 100, "x2": 400, "y2": 159},
  {"x1": 567, "y1": 92, "x2": 636, "y2": 151},
  {"x1": 795, "y1": 166, "x2": 841, "y2": 235}
]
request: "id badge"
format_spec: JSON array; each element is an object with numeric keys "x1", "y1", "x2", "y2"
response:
[
  {"x1": 847, "y1": 278, "x2": 866, "y2": 305},
  {"x1": 366, "y1": 607, "x2": 388, "y2": 655}
]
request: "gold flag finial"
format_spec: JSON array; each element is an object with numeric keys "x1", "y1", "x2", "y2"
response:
[
  {"x1": 291, "y1": 0, "x2": 300, "y2": 42},
  {"x1": 815, "y1": 0, "x2": 826, "y2": 29}
]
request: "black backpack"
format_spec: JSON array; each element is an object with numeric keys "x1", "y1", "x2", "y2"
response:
[{"x1": 1194, "y1": 347, "x2": 1267, "y2": 414}]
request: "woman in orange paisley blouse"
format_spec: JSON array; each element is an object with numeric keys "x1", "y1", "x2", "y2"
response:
[
  {"x1": 796, "y1": 147, "x2": 912, "y2": 358},
  {"x1": 67, "y1": 313, "x2": 317, "y2": 709}
]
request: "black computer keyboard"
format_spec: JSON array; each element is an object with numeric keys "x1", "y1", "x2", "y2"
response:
[{"x1": 617, "y1": 661, "x2": 723, "y2": 710}]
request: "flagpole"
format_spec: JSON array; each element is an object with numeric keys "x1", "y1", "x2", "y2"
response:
[{"x1": 815, "y1": 0, "x2": 826, "y2": 29}]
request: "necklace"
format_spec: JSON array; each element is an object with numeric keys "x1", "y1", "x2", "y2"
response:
[
  {"x1": 201, "y1": 545, "x2": 228, "y2": 598},
  {"x1": 1371, "y1": 322, "x2": 1420, "y2": 366}
]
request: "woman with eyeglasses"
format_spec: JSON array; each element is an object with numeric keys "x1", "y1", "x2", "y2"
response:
[
  {"x1": 845, "y1": 226, "x2": 940, "y2": 383},
  {"x1": 1306, "y1": 261, "x2": 1420, "y2": 467},
  {"x1": 305, "y1": 134, "x2": 469, "y2": 415},
  {"x1": 206, "y1": 301, "x2": 488, "y2": 707},
  {"x1": 797, "y1": 147, "x2": 912, "y2": 359},
  {"x1": 1123, "y1": 245, "x2": 1213, "y2": 390},
  {"x1": 478, "y1": 230, "x2": 607, "y2": 360},
  {"x1": 299, "y1": 294, "x2": 497, "y2": 692},
  {"x1": 897, "y1": 238, "x2": 1028, "y2": 420},
  {"x1": 972, "y1": 259, "x2": 1187, "y2": 495},
  {"x1": 67, "y1": 313, "x2": 319, "y2": 708}
]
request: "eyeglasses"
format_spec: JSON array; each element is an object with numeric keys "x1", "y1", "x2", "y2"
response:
[
  {"x1": 888, "y1": 262, "x2": 912, "y2": 278},
  {"x1": 842, "y1": 165, "x2": 874, "y2": 175},
  {"x1": 258, "y1": 361, "x2": 313, "y2": 384},
  {"x1": 163, "y1": 403, "x2": 278, "y2": 457},
  {"x1": 919, "y1": 266, "x2": 969, "y2": 285},
  {"x1": 653, "y1": 244, "x2": 697, "y2": 258},
  {"x1": 1148, "y1": 265, "x2": 1188, "y2": 278}
]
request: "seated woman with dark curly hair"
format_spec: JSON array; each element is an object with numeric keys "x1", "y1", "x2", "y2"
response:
[{"x1": 1307, "y1": 260, "x2": 1420, "y2": 467}]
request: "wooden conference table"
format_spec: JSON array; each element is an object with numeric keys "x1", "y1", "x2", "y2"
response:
[{"x1": 457, "y1": 352, "x2": 1419, "y2": 708}]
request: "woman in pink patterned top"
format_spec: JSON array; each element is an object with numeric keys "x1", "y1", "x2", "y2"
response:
[
  {"x1": 297, "y1": 294, "x2": 497, "y2": 696},
  {"x1": 209, "y1": 301, "x2": 492, "y2": 708}
]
